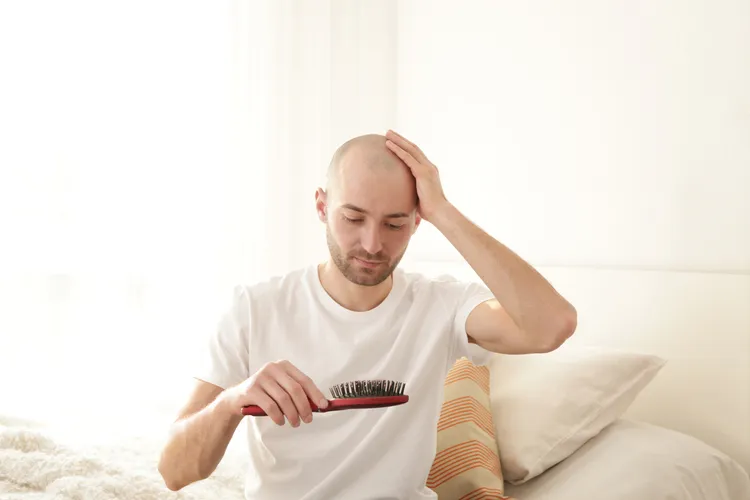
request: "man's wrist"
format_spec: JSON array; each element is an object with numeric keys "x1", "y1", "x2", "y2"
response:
[
  {"x1": 430, "y1": 200, "x2": 461, "y2": 232},
  {"x1": 211, "y1": 387, "x2": 241, "y2": 423}
]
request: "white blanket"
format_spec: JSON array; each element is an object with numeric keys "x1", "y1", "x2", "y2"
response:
[
  {"x1": 3, "y1": 414, "x2": 748, "y2": 500},
  {"x1": 0, "y1": 414, "x2": 247, "y2": 500}
]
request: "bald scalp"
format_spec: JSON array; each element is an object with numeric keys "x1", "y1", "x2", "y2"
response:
[{"x1": 325, "y1": 134, "x2": 408, "y2": 198}]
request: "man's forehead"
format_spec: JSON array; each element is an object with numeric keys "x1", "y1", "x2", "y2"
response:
[{"x1": 338, "y1": 202, "x2": 411, "y2": 219}]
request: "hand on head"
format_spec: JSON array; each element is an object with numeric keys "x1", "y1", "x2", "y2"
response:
[{"x1": 384, "y1": 129, "x2": 448, "y2": 222}]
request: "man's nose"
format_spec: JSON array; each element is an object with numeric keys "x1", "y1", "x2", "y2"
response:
[{"x1": 360, "y1": 225, "x2": 383, "y2": 255}]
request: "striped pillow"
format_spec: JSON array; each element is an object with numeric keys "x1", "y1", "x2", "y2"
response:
[{"x1": 427, "y1": 358, "x2": 509, "y2": 500}]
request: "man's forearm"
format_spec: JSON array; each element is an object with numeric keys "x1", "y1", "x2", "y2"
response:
[
  {"x1": 158, "y1": 394, "x2": 243, "y2": 491},
  {"x1": 431, "y1": 201, "x2": 575, "y2": 337}
]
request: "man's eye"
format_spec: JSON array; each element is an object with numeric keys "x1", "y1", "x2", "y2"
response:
[
  {"x1": 387, "y1": 224, "x2": 404, "y2": 230},
  {"x1": 344, "y1": 216, "x2": 363, "y2": 224}
]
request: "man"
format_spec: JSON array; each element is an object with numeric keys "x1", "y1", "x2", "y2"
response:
[{"x1": 158, "y1": 130, "x2": 577, "y2": 498}]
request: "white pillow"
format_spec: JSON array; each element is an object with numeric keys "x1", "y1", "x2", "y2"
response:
[{"x1": 488, "y1": 345, "x2": 666, "y2": 484}]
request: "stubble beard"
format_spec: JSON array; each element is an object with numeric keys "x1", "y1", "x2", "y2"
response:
[{"x1": 325, "y1": 226, "x2": 405, "y2": 286}]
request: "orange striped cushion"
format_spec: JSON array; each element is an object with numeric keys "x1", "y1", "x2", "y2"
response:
[{"x1": 427, "y1": 358, "x2": 509, "y2": 499}]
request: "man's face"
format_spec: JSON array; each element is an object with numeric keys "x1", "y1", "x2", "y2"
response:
[{"x1": 318, "y1": 157, "x2": 419, "y2": 286}]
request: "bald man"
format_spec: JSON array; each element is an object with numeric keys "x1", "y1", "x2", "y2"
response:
[{"x1": 158, "y1": 130, "x2": 577, "y2": 499}]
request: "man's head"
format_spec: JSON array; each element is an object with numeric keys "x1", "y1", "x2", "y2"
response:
[{"x1": 316, "y1": 134, "x2": 420, "y2": 286}]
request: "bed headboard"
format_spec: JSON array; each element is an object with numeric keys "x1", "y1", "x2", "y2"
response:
[{"x1": 403, "y1": 258, "x2": 750, "y2": 473}]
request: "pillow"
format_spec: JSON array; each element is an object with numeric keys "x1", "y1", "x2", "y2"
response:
[
  {"x1": 488, "y1": 345, "x2": 666, "y2": 484},
  {"x1": 427, "y1": 358, "x2": 510, "y2": 499}
]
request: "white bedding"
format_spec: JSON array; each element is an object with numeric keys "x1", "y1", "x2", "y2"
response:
[
  {"x1": 504, "y1": 419, "x2": 750, "y2": 500},
  {"x1": 2, "y1": 413, "x2": 748, "y2": 499},
  {"x1": 0, "y1": 413, "x2": 248, "y2": 500}
]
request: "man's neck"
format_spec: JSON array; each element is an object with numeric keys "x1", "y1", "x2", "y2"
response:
[{"x1": 317, "y1": 261, "x2": 393, "y2": 312}]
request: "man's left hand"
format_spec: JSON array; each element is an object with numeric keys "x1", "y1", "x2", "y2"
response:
[{"x1": 385, "y1": 129, "x2": 449, "y2": 222}]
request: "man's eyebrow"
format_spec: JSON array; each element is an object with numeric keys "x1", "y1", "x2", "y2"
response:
[{"x1": 340, "y1": 203, "x2": 409, "y2": 219}]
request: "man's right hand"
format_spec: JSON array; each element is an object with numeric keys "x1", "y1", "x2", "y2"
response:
[{"x1": 220, "y1": 360, "x2": 329, "y2": 427}]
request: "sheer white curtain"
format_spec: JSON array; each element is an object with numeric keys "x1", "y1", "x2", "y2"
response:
[
  {"x1": 0, "y1": 1, "x2": 397, "y2": 429},
  {"x1": 0, "y1": 1, "x2": 249, "y2": 425}
]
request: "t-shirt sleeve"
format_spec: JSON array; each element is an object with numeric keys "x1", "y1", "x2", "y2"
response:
[
  {"x1": 439, "y1": 276, "x2": 496, "y2": 367},
  {"x1": 193, "y1": 285, "x2": 251, "y2": 390}
]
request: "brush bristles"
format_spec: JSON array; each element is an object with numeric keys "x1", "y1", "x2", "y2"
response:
[{"x1": 330, "y1": 379, "x2": 406, "y2": 399}]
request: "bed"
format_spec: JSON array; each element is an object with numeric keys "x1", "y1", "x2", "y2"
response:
[
  {"x1": 0, "y1": 411, "x2": 748, "y2": 499},
  {"x1": 504, "y1": 418, "x2": 750, "y2": 499}
]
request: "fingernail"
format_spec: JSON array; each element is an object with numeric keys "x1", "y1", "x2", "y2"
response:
[
  {"x1": 303, "y1": 415, "x2": 312, "y2": 424},
  {"x1": 319, "y1": 399, "x2": 329, "y2": 409}
]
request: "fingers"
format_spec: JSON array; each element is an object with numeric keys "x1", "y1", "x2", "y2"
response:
[
  {"x1": 284, "y1": 362, "x2": 329, "y2": 411},
  {"x1": 386, "y1": 129, "x2": 430, "y2": 165},
  {"x1": 275, "y1": 371, "x2": 314, "y2": 425},
  {"x1": 249, "y1": 390, "x2": 285, "y2": 426},
  {"x1": 385, "y1": 139, "x2": 423, "y2": 174},
  {"x1": 385, "y1": 129, "x2": 416, "y2": 153},
  {"x1": 262, "y1": 378, "x2": 303, "y2": 427},
  {"x1": 245, "y1": 360, "x2": 328, "y2": 428}
]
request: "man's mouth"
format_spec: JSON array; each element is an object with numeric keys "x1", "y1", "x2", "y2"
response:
[{"x1": 353, "y1": 257, "x2": 385, "y2": 268}]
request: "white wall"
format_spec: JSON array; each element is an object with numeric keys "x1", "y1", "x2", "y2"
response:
[
  {"x1": 395, "y1": 0, "x2": 750, "y2": 471},
  {"x1": 396, "y1": 0, "x2": 749, "y2": 271}
]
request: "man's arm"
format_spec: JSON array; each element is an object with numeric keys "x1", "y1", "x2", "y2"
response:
[
  {"x1": 158, "y1": 361, "x2": 329, "y2": 491},
  {"x1": 431, "y1": 203, "x2": 576, "y2": 354},
  {"x1": 385, "y1": 129, "x2": 577, "y2": 354},
  {"x1": 158, "y1": 380, "x2": 243, "y2": 491}
]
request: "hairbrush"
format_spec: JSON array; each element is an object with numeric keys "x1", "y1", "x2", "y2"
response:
[{"x1": 241, "y1": 379, "x2": 409, "y2": 416}]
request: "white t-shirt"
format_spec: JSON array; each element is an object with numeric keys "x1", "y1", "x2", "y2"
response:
[{"x1": 195, "y1": 264, "x2": 495, "y2": 500}]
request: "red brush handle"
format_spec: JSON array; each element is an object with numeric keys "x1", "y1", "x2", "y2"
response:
[{"x1": 241, "y1": 395, "x2": 409, "y2": 416}]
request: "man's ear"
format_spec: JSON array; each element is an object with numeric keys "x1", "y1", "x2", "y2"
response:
[
  {"x1": 315, "y1": 188, "x2": 328, "y2": 222},
  {"x1": 412, "y1": 211, "x2": 422, "y2": 234}
]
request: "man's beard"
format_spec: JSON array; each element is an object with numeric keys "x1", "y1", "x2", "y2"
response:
[{"x1": 326, "y1": 226, "x2": 405, "y2": 286}]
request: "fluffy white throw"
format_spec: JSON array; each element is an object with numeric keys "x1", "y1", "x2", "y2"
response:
[{"x1": 0, "y1": 415, "x2": 247, "y2": 500}]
